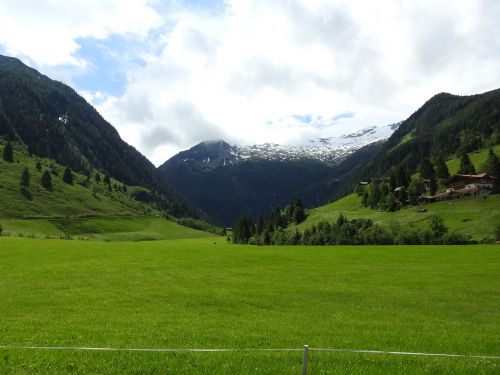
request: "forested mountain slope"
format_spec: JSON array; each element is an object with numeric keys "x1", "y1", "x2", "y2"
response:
[{"x1": 0, "y1": 55, "x2": 199, "y2": 218}]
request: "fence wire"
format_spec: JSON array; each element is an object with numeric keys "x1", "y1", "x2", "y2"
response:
[{"x1": 0, "y1": 345, "x2": 498, "y2": 360}]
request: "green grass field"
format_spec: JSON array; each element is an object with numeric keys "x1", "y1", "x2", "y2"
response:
[
  {"x1": 299, "y1": 193, "x2": 500, "y2": 241},
  {"x1": 0, "y1": 237, "x2": 498, "y2": 374},
  {"x1": 0, "y1": 217, "x2": 217, "y2": 241}
]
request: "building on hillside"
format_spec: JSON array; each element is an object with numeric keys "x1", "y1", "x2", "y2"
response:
[
  {"x1": 419, "y1": 173, "x2": 496, "y2": 204},
  {"x1": 445, "y1": 173, "x2": 495, "y2": 191}
]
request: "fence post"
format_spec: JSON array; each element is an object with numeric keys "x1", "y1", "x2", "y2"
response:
[{"x1": 302, "y1": 345, "x2": 309, "y2": 375}]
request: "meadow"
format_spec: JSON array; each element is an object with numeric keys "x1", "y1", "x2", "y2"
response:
[
  {"x1": 0, "y1": 237, "x2": 498, "y2": 374},
  {"x1": 299, "y1": 194, "x2": 500, "y2": 242}
]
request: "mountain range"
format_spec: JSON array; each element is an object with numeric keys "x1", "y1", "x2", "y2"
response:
[
  {"x1": 1, "y1": 54, "x2": 499, "y2": 229},
  {"x1": 159, "y1": 138, "x2": 387, "y2": 226}
]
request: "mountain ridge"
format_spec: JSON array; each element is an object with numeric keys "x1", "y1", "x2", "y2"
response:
[{"x1": 0, "y1": 54, "x2": 201, "y2": 219}]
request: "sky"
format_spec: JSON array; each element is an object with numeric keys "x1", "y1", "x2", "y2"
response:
[{"x1": 1, "y1": 0, "x2": 499, "y2": 165}]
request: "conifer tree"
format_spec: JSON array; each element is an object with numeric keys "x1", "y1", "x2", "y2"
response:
[
  {"x1": 394, "y1": 165, "x2": 409, "y2": 187},
  {"x1": 435, "y1": 155, "x2": 450, "y2": 179},
  {"x1": 104, "y1": 174, "x2": 111, "y2": 185},
  {"x1": 368, "y1": 183, "x2": 381, "y2": 208},
  {"x1": 458, "y1": 152, "x2": 475, "y2": 174},
  {"x1": 35, "y1": 160, "x2": 42, "y2": 171},
  {"x1": 292, "y1": 199, "x2": 306, "y2": 224},
  {"x1": 481, "y1": 148, "x2": 500, "y2": 176},
  {"x1": 419, "y1": 158, "x2": 436, "y2": 180},
  {"x1": 20, "y1": 167, "x2": 30, "y2": 188},
  {"x1": 63, "y1": 166, "x2": 73, "y2": 184},
  {"x1": 2, "y1": 141, "x2": 13, "y2": 162},
  {"x1": 41, "y1": 170, "x2": 52, "y2": 190}
]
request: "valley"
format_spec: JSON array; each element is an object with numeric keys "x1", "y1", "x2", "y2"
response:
[{"x1": 0, "y1": 51, "x2": 499, "y2": 375}]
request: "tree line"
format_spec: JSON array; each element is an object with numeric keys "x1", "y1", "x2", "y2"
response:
[
  {"x1": 356, "y1": 149, "x2": 499, "y2": 212},
  {"x1": 231, "y1": 198, "x2": 305, "y2": 244},
  {"x1": 232, "y1": 210, "x2": 471, "y2": 246}
]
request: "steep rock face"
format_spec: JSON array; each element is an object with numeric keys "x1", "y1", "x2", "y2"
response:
[{"x1": 0, "y1": 55, "x2": 199, "y2": 218}]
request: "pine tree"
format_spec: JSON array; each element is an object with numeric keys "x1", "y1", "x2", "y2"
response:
[
  {"x1": 458, "y1": 152, "x2": 475, "y2": 174},
  {"x1": 20, "y1": 167, "x2": 30, "y2": 188},
  {"x1": 35, "y1": 160, "x2": 42, "y2": 171},
  {"x1": 435, "y1": 155, "x2": 450, "y2": 179},
  {"x1": 41, "y1": 170, "x2": 52, "y2": 190},
  {"x1": 2, "y1": 141, "x2": 13, "y2": 162},
  {"x1": 263, "y1": 230, "x2": 271, "y2": 245},
  {"x1": 394, "y1": 165, "x2": 409, "y2": 187},
  {"x1": 481, "y1": 148, "x2": 500, "y2": 176},
  {"x1": 419, "y1": 158, "x2": 436, "y2": 180},
  {"x1": 292, "y1": 204, "x2": 305, "y2": 224},
  {"x1": 63, "y1": 166, "x2": 73, "y2": 184},
  {"x1": 368, "y1": 183, "x2": 381, "y2": 208},
  {"x1": 104, "y1": 174, "x2": 111, "y2": 185}
]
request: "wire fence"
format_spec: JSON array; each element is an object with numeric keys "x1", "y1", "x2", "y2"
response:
[{"x1": 1, "y1": 344, "x2": 498, "y2": 374}]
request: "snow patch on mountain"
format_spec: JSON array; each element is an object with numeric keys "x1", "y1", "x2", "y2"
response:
[
  {"x1": 236, "y1": 122, "x2": 400, "y2": 164},
  {"x1": 162, "y1": 123, "x2": 400, "y2": 172}
]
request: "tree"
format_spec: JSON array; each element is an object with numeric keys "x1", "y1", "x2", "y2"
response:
[
  {"x1": 2, "y1": 142, "x2": 13, "y2": 162},
  {"x1": 394, "y1": 165, "x2": 409, "y2": 187},
  {"x1": 458, "y1": 152, "x2": 475, "y2": 174},
  {"x1": 481, "y1": 148, "x2": 500, "y2": 176},
  {"x1": 292, "y1": 205, "x2": 305, "y2": 224},
  {"x1": 419, "y1": 158, "x2": 436, "y2": 180},
  {"x1": 0, "y1": 223, "x2": 2, "y2": 235},
  {"x1": 20, "y1": 167, "x2": 30, "y2": 188},
  {"x1": 429, "y1": 177, "x2": 437, "y2": 195},
  {"x1": 262, "y1": 230, "x2": 271, "y2": 245},
  {"x1": 35, "y1": 160, "x2": 42, "y2": 171},
  {"x1": 428, "y1": 215, "x2": 448, "y2": 240},
  {"x1": 41, "y1": 170, "x2": 52, "y2": 190},
  {"x1": 104, "y1": 174, "x2": 111, "y2": 185},
  {"x1": 232, "y1": 214, "x2": 252, "y2": 244},
  {"x1": 434, "y1": 155, "x2": 450, "y2": 179},
  {"x1": 95, "y1": 173, "x2": 101, "y2": 183},
  {"x1": 368, "y1": 183, "x2": 381, "y2": 208},
  {"x1": 63, "y1": 166, "x2": 73, "y2": 184},
  {"x1": 408, "y1": 177, "x2": 425, "y2": 204}
]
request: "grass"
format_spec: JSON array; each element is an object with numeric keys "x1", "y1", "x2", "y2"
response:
[
  {"x1": 299, "y1": 193, "x2": 500, "y2": 241},
  {"x1": 446, "y1": 144, "x2": 500, "y2": 175},
  {"x1": 0, "y1": 141, "x2": 219, "y2": 241},
  {"x1": 0, "y1": 141, "x2": 154, "y2": 219},
  {"x1": 0, "y1": 237, "x2": 499, "y2": 373},
  {"x1": 0, "y1": 217, "x2": 217, "y2": 241}
]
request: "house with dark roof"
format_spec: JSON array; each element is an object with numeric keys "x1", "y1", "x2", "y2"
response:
[{"x1": 419, "y1": 173, "x2": 496, "y2": 203}]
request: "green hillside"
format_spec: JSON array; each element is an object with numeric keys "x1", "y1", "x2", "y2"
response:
[
  {"x1": 0, "y1": 141, "x2": 219, "y2": 240},
  {"x1": 339, "y1": 89, "x2": 500, "y2": 196},
  {"x1": 299, "y1": 193, "x2": 500, "y2": 241},
  {"x1": 0, "y1": 55, "x2": 201, "y2": 219},
  {"x1": 446, "y1": 144, "x2": 500, "y2": 174},
  {"x1": 295, "y1": 144, "x2": 500, "y2": 241}
]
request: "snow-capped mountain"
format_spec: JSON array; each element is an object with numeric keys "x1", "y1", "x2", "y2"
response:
[
  {"x1": 237, "y1": 122, "x2": 400, "y2": 164},
  {"x1": 162, "y1": 122, "x2": 400, "y2": 172}
]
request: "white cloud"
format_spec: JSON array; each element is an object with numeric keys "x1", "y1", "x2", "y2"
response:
[
  {"x1": 93, "y1": 0, "x2": 500, "y2": 165},
  {"x1": 2, "y1": 0, "x2": 500, "y2": 165},
  {"x1": 0, "y1": 0, "x2": 161, "y2": 67}
]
